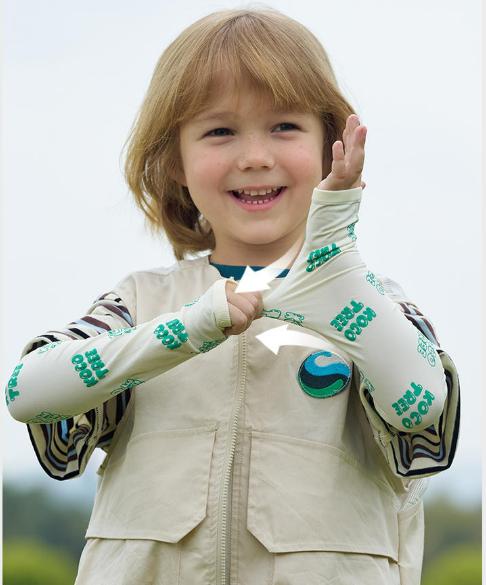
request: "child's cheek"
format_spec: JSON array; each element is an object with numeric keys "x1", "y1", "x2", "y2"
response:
[
  {"x1": 191, "y1": 151, "x2": 227, "y2": 188},
  {"x1": 287, "y1": 148, "x2": 324, "y2": 187}
]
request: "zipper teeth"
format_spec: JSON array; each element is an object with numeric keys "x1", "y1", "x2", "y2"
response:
[
  {"x1": 406, "y1": 478, "x2": 428, "y2": 507},
  {"x1": 220, "y1": 332, "x2": 247, "y2": 585},
  {"x1": 220, "y1": 433, "x2": 237, "y2": 583}
]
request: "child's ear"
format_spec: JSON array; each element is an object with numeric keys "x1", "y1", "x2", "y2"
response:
[
  {"x1": 177, "y1": 173, "x2": 188, "y2": 188},
  {"x1": 169, "y1": 165, "x2": 187, "y2": 187}
]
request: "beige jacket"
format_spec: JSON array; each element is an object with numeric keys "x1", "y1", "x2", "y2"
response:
[{"x1": 71, "y1": 255, "x2": 459, "y2": 585}]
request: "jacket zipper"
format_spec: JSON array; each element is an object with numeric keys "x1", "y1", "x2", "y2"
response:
[
  {"x1": 401, "y1": 477, "x2": 429, "y2": 511},
  {"x1": 218, "y1": 331, "x2": 248, "y2": 585}
]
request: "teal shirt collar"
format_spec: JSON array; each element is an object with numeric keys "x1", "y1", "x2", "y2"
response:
[{"x1": 208, "y1": 261, "x2": 289, "y2": 281}]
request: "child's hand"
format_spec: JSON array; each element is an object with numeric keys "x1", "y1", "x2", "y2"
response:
[
  {"x1": 317, "y1": 114, "x2": 367, "y2": 191},
  {"x1": 223, "y1": 280, "x2": 264, "y2": 337}
]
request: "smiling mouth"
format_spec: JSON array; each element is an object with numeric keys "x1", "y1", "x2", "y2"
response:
[{"x1": 229, "y1": 186, "x2": 285, "y2": 203}]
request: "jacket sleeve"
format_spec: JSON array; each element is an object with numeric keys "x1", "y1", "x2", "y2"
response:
[
  {"x1": 4, "y1": 273, "x2": 232, "y2": 480},
  {"x1": 357, "y1": 274, "x2": 460, "y2": 478}
]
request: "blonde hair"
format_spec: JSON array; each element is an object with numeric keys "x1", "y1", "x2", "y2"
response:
[{"x1": 124, "y1": 6, "x2": 356, "y2": 261}]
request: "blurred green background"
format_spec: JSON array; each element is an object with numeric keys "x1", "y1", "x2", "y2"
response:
[{"x1": 2, "y1": 479, "x2": 481, "y2": 584}]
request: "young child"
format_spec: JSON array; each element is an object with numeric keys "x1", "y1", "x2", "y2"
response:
[{"x1": 6, "y1": 7, "x2": 460, "y2": 585}]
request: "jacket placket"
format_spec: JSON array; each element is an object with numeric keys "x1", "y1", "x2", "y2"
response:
[{"x1": 217, "y1": 330, "x2": 248, "y2": 585}]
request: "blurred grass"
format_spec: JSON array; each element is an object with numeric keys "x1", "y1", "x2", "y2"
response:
[
  {"x1": 422, "y1": 544, "x2": 482, "y2": 585},
  {"x1": 3, "y1": 539, "x2": 78, "y2": 585},
  {"x1": 423, "y1": 494, "x2": 481, "y2": 568},
  {"x1": 3, "y1": 481, "x2": 91, "y2": 561}
]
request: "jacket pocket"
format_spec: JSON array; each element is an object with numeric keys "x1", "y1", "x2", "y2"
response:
[
  {"x1": 247, "y1": 430, "x2": 400, "y2": 561},
  {"x1": 86, "y1": 424, "x2": 217, "y2": 542}
]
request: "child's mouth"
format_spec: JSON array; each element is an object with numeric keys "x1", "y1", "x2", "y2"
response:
[{"x1": 228, "y1": 186, "x2": 286, "y2": 211}]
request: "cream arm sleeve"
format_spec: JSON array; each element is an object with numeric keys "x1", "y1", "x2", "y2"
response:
[
  {"x1": 5, "y1": 278, "x2": 232, "y2": 423},
  {"x1": 262, "y1": 187, "x2": 449, "y2": 433}
]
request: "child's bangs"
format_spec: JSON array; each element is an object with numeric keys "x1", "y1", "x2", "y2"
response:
[{"x1": 177, "y1": 15, "x2": 330, "y2": 123}]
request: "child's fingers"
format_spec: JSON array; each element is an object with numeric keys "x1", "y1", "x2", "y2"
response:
[
  {"x1": 356, "y1": 124, "x2": 367, "y2": 144},
  {"x1": 348, "y1": 155, "x2": 364, "y2": 180},
  {"x1": 340, "y1": 124, "x2": 365, "y2": 178},
  {"x1": 333, "y1": 140, "x2": 345, "y2": 160},
  {"x1": 223, "y1": 305, "x2": 249, "y2": 336},
  {"x1": 331, "y1": 141, "x2": 346, "y2": 176},
  {"x1": 348, "y1": 128, "x2": 366, "y2": 171},
  {"x1": 343, "y1": 115, "x2": 360, "y2": 150},
  {"x1": 347, "y1": 122, "x2": 365, "y2": 151}
]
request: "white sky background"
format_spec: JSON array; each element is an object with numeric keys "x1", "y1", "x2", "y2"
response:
[{"x1": 1, "y1": 0, "x2": 482, "y2": 507}]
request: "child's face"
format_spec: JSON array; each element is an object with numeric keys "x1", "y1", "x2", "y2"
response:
[{"x1": 177, "y1": 81, "x2": 325, "y2": 266}]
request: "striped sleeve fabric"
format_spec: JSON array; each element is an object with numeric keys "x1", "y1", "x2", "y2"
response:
[
  {"x1": 357, "y1": 274, "x2": 460, "y2": 478},
  {"x1": 21, "y1": 290, "x2": 135, "y2": 481}
]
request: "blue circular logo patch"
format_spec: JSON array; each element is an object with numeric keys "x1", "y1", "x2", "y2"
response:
[{"x1": 297, "y1": 350, "x2": 351, "y2": 398}]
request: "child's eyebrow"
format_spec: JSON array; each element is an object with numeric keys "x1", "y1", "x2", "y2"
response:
[
  {"x1": 193, "y1": 111, "x2": 236, "y2": 123},
  {"x1": 193, "y1": 109, "x2": 305, "y2": 125}
]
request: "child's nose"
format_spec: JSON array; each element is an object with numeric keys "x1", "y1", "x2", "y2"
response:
[{"x1": 237, "y1": 137, "x2": 275, "y2": 170}]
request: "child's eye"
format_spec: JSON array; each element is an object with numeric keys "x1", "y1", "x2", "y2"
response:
[
  {"x1": 206, "y1": 122, "x2": 298, "y2": 137},
  {"x1": 274, "y1": 122, "x2": 298, "y2": 131},
  {"x1": 206, "y1": 127, "x2": 232, "y2": 137}
]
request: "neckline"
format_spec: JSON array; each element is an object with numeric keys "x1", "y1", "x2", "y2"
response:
[{"x1": 201, "y1": 253, "x2": 289, "y2": 280}]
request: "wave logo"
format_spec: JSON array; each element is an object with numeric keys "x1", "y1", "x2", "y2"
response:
[{"x1": 297, "y1": 350, "x2": 351, "y2": 398}]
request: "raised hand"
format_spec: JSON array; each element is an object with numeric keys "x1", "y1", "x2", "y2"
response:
[{"x1": 318, "y1": 114, "x2": 367, "y2": 191}]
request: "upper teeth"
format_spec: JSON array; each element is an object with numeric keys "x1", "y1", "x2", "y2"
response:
[{"x1": 235, "y1": 187, "x2": 281, "y2": 196}]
